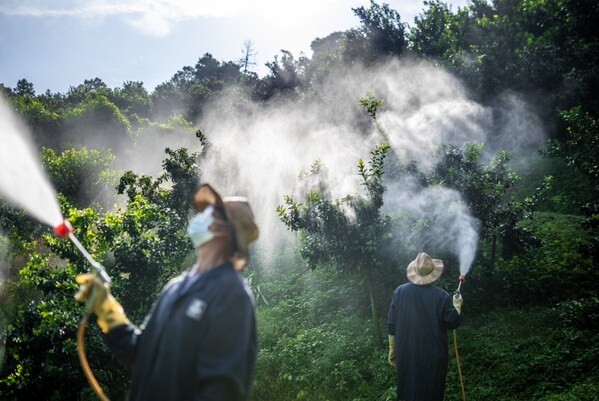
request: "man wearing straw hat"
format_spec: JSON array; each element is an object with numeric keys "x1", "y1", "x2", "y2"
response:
[
  {"x1": 75, "y1": 183, "x2": 259, "y2": 401},
  {"x1": 386, "y1": 252, "x2": 463, "y2": 401}
]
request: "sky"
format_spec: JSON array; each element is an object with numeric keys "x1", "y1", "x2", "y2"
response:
[{"x1": 0, "y1": 0, "x2": 471, "y2": 94}]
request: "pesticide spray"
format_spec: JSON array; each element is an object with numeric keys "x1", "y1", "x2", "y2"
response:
[
  {"x1": 455, "y1": 216, "x2": 477, "y2": 296},
  {"x1": 455, "y1": 233, "x2": 475, "y2": 295},
  {"x1": 0, "y1": 96, "x2": 110, "y2": 282},
  {"x1": 0, "y1": 96, "x2": 111, "y2": 399},
  {"x1": 384, "y1": 183, "x2": 477, "y2": 294}
]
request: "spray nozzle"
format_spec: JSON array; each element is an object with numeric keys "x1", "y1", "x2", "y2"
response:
[
  {"x1": 54, "y1": 220, "x2": 74, "y2": 238},
  {"x1": 455, "y1": 275, "x2": 465, "y2": 295}
]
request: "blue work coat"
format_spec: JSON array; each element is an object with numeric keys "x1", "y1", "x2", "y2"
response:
[
  {"x1": 387, "y1": 282, "x2": 461, "y2": 401},
  {"x1": 105, "y1": 261, "x2": 257, "y2": 401}
]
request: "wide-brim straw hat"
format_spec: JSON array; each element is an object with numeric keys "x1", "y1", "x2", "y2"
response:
[
  {"x1": 406, "y1": 252, "x2": 444, "y2": 285},
  {"x1": 192, "y1": 184, "x2": 259, "y2": 270}
]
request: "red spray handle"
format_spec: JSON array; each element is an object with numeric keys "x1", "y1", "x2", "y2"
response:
[{"x1": 54, "y1": 220, "x2": 73, "y2": 238}]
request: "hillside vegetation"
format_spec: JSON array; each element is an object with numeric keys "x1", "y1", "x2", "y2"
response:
[{"x1": 1, "y1": 0, "x2": 598, "y2": 400}]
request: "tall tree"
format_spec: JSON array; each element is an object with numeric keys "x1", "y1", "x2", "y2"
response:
[
  {"x1": 111, "y1": 81, "x2": 152, "y2": 119},
  {"x1": 345, "y1": 0, "x2": 407, "y2": 64},
  {"x1": 426, "y1": 143, "x2": 551, "y2": 268},
  {"x1": 278, "y1": 144, "x2": 392, "y2": 348},
  {"x1": 15, "y1": 79, "x2": 35, "y2": 97},
  {"x1": 408, "y1": 0, "x2": 462, "y2": 62},
  {"x1": 239, "y1": 40, "x2": 257, "y2": 75},
  {"x1": 255, "y1": 50, "x2": 307, "y2": 101}
]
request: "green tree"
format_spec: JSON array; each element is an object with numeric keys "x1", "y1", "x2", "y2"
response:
[
  {"x1": 41, "y1": 147, "x2": 119, "y2": 209},
  {"x1": 15, "y1": 79, "x2": 35, "y2": 97},
  {"x1": 278, "y1": 144, "x2": 392, "y2": 348},
  {"x1": 0, "y1": 242, "x2": 111, "y2": 401},
  {"x1": 110, "y1": 81, "x2": 152, "y2": 119},
  {"x1": 152, "y1": 53, "x2": 243, "y2": 120},
  {"x1": 10, "y1": 95, "x2": 62, "y2": 148},
  {"x1": 63, "y1": 94, "x2": 132, "y2": 153},
  {"x1": 64, "y1": 78, "x2": 111, "y2": 106},
  {"x1": 542, "y1": 107, "x2": 599, "y2": 260},
  {"x1": 254, "y1": 50, "x2": 308, "y2": 101},
  {"x1": 409, "y1": 0, "x2": 463, "y2": 62},
  {"x1": 543, "y1": 107, "x2": 599, "y2": 190},
  {"x1": 414, "y1": 0, "x2": 599, "y2": 122},
  {"x1": 343, "y1": 0, "x2": 407, "y2": 65},
  {"x1": 426, "y1": 143, "x2": 551, "y2": 280}
]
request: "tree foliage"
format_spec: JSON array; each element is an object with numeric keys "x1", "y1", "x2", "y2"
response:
[
  {"x1": 347, "y1": 0, "x2": 407, "y2": 64},
  {"x1": 278, "y1": 144, "x2": 393, "y2": 348},
  {"x1": 42, "y1": 147, "x2": 118, "y2": 209}
]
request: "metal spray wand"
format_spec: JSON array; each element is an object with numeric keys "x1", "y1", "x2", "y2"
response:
[
  {"x1": 453, "y1": 274, "x2": 466, "y2": 401},
  {"x1": 53, "y1": 220, "x2": 111, "y2": 283},
  {"x1": 53, "y1": 219, "x2": 112, "y2": 401}
]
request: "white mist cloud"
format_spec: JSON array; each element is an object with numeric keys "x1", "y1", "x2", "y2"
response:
[
  {"x1": 188, "y1": 59, "x2": 543, "y2": 270},
  {"x1": 186, "y1": 60, "x2": 488, "y2": 266},
  {"x1": 383, "y1": 181, "x2": 479, "y2": 275},
  {"x1": 0, "y1": 96, "x2": 63, "y2": 228}
]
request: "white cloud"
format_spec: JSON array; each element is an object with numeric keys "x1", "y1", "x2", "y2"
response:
[
  {"x1": 0, "y1": 0, "x2": 247, "y2": 36},
  {"x1": 0, "y1": 0, "x2": 362, "y2": 36}
]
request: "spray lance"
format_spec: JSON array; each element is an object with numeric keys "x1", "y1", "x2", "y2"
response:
[
  {"x1": 54, "y1": 219, "x2": 112, "y2": 401},
  {"x1": 452, "y1": 273, "x2": 466, "y2": 401},
  {"x1": 54, "y1": 220, "x2": 111, "y2": 284},
  {"x1": 455, "y1": 274, "x2": 465, "y2": 295}
]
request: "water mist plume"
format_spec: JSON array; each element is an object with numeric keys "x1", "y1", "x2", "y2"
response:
[
  {"x1": 384, "y1": 182, "x2": 478, "y2": 276},
  {"x1": 113, "y1": 59, "x2": 540, "y2": 272},
  {"x1": 192, "y1": 60, "x2": 489, "y2": 266},
  {"x1": 0, "y1": 96, "x2": 63, "y2": 228}
]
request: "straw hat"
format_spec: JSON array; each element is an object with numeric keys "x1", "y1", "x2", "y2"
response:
[
  {"x1": 192, "y1": 184, "x2": 259, "y2": 270},
  {"x1": 406, "y1": 252, "x2": 444, "y2": 285}
]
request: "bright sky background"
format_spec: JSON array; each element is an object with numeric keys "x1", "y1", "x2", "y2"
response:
[{"x1": 0, "y1": 0, "x2": 471, "y2": 94}]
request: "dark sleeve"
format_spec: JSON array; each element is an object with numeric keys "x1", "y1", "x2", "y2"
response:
[
  {"x1": 386, "y1": 288, "x2": 397, "y2": 335},
  {"x1": 102, "y1": 281, "x2": 173, "y2": 369},
  {"x1": 103, "y1": 323, "x2": 142, "y2": 369},
  {"x1": 441, "y1": 295, "x2": 461, "y2": 330}
]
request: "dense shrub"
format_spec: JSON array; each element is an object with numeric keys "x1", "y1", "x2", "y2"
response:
[
  {"x1": 455, "y1": 305, "x2": 599, "y2": 401},
  {"x1": 493, "y1": 212, "x2": 596, "y2": 306}
]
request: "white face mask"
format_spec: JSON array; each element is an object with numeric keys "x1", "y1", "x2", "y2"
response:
[{"x1": 187, "y1": 206, "x2": 215, "y2": 248}]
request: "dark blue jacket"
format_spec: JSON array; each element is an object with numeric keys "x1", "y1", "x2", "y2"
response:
[
  {"x1": 387, "y1": 282, "x2": 461, "y2": 401},
  {"x1": 105, "y1": 261, "x2": 257, "y2": 401}
]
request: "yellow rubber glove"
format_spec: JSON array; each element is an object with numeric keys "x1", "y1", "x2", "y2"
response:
[
  {"x1": 453, "y1": 293, "x2": 464, "y2": 314},
  {"x1": 75, "y1": 273, "x2": 129, "y2": 333},
  {"x1": 388, "y1": 335, "x2": 396, "y2": 367}
]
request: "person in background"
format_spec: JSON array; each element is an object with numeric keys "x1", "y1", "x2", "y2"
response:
[
  {"x1": 75, "y1": 183, "x2": 259, "y2": 401},
  {"x1": 386, "y1": 252, "x2": 463, "y2": 401}
]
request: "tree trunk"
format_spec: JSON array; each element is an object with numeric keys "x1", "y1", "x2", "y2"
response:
[
  {"x1": 367, "y1": 271, "x2": 384, "y2": 349},
  {"x1": 490, "y1": 233, "x2": 497, "y2": 276}
]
